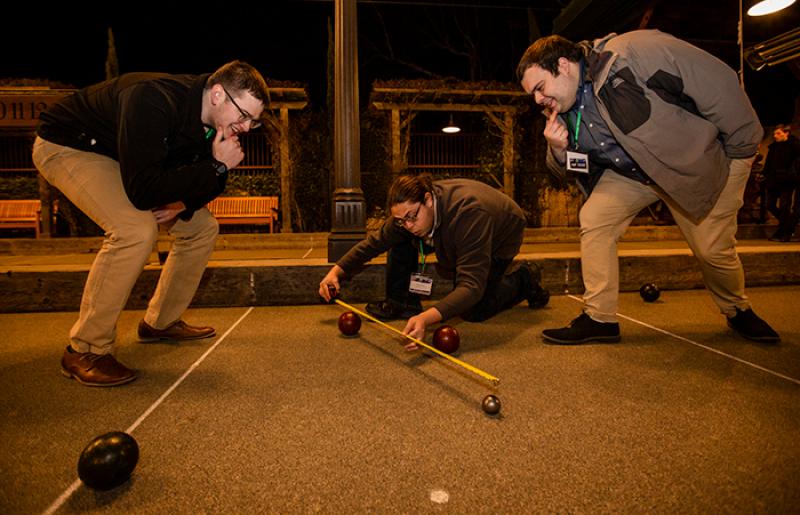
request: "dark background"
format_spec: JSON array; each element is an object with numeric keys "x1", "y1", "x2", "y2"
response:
[{"x1": 1, "y1": 0, "x2": 798, "y2": 125}]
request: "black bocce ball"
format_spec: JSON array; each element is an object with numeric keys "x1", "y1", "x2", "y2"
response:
[
  {"x1": 639, "y1": 283, "x2": 660, "y2": 302},
  {"x1": 77, "y1": 431, "x2": 139, "y2": 491}
]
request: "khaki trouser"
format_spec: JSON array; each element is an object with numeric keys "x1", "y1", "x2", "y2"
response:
[
  {"x1": 32, "y1": 137, "x2": 218, "y2": 355},
  {"x1": 579, "y1": 158, "x2": 754, "y2": 323}
]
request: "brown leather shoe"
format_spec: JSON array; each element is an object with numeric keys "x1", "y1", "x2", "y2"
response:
[
  {"x1": 137, "y1": 319, "x2": 216, "y2": 342},
  {"x1": 61, "y1": 346, "x2": 138, "y2": 387}
]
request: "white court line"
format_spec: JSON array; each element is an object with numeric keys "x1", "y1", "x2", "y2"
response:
[
  {"x1": 42, "y1": 307, "x2": 255, "y2": 515},
  {"x1": 566, "y1": 294, "x2": 800, "y2": 386}
]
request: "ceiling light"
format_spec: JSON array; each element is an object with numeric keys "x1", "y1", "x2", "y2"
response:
[
  {"x1": 747, "y1": 0, "x2": 796, "y2": 16},
  {"x1": 442, "y1": 114, "x2": 460, "y2": 134}
]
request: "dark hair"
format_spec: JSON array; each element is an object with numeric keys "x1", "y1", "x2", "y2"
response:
[
  {"x1": 207, "y1": 60, "x2": 271, "y2": 107},
  {"x1": 775, "y1": 124, "x2": 792, "y2": 134},
  {"x1": 516, "y1": 35, "x2": 584, "y2": 81},
  {"x1": 386, "y1": 174, "x2": 434, "y2": 210}
]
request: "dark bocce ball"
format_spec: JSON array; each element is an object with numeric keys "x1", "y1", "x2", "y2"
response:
[
  {"x1": 77, "y1": 431, "x2": 139, "y2": 491},
  {"x1": 433, "y1": 325, "x2": 460, "y2": 354},
  {"x1": 639, "y1": 283, "x2": 661, "y2": 302},
  {"x1": 482, "y1": 395, "x2": 501, "y2": 416},
  {"x1": 338, "y1": 311, "x2": 362, "y2": 336}
]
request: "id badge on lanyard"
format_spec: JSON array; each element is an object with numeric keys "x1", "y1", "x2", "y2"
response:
[
  {"x1": 565, "y1": 98, "x2": 589, "y2": 174},
  {"x1": 566, "y1": 150, "x2": 589, "y2": 173},
  {"x1": 408, "y1": 240, "x2": 433, "y2": 296}
]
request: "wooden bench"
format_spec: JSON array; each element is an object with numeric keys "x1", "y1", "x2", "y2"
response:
[
  {"x1": 207, "y1": 196, "x2": 279, "y2": 233},
  {"x1": 0, "y1": 199, "x2": 42, "y2": 238}
]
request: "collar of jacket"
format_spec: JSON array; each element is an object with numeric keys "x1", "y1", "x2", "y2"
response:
[
  {"x1": 584, "y1": 33, "x2": 617, "y2": 89},
  {"x1": 182, "y1": 74, "x2": 212, "y2": 143},
  {"x1": 430, "y1": 183, "x2": 445, "y2": 240}
]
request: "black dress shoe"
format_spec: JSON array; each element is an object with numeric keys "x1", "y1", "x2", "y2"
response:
[
  {"x1": 727, "y1": 308, "x2": 780, "y2": 343},
  {"x1": 365, "y1": 300, "x2": 423, "y2": 321},
  {"x1": 542, "y1": 312, "x2": 621, "y2": 344}
]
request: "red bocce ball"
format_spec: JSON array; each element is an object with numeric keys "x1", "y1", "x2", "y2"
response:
[
  {"x1": 338, "y1": 311, "x2": 361, "y2": 336},
  {"x1": 432, "y1": 325, "x2": 460, "y2": 354}
]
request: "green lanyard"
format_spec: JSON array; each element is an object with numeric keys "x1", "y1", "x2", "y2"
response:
[
  {"x1": 418, "y1": 240, "x2": 426, "y2": 273},
  {"x1": 568, "y1": 73, "x2": 586, "y2": 150},
  {"x1": 569, "y1": 111, "x2": 582, "y2": 149}
]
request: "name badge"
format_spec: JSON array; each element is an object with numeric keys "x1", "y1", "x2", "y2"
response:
[
  {"x1": 409, "y1": 273, "x2": 433, "y2": 296},
  {"x1": 566, "y1": 150, "x2": 589, "y2": 173}
]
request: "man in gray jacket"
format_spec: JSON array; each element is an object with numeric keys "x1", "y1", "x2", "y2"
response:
[
  {"x1": 319, "y1": 174, "x2": 549, "y2": 344},
  {"x1": 517, "y1": 30, "x2": 779, "y2": 344}
]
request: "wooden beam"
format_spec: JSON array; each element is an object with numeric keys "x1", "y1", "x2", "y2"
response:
[
  {"x1": 372, "y1": 87, "x2": 527, "y2": 97},
  {"x1": 503, "y1": 111, "x2": 515, "y2": 198},
  {"x1": 372, "y1": 102, "x2": 517, "y2": 113},
  {"x1": 391, "y1": 109, "x2": 401, "y2": 175},
  {"x1": 266, "y1": 87, "x2": 308, "y2": 94},
  {"x1": 485, "y1": 110, "x2": 516, "y2": 198},
  {"x1": 266, "y1": 101, "x2": 308, "y2": 110}
]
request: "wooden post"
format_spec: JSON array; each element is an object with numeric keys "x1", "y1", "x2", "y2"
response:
[
  {"x1": 486, "y1": 109, "x2": 516, "y2": 198},
  {"x1": 327, "y1": 0, "x2": 366, "y2": 262},
  {"x1": 502, "y1": 110, "x2": 515, "y2": 198},
  {"x1": 391, "y1": 108, "x2": 402, "y2": 175},
  {"x1": 279, "y1": 107, "x2": 292, "y2": 232},
  {"x1": 37, "y1": 174, "x2": 53, "y2": 238}
]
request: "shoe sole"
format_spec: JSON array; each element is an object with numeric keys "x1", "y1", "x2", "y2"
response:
[
  {"x1": 138, "y1": 331, "x2": 216, "y2": 343},
  {"x1": 541, "y1": 334, "x2": 621, "y2": 345},
  {"x1": 727, "y1": 324, "x2": 781, "y2": 344},
  {"x1": 61, "y1": 368, "x2": 138, "y2": 387}
]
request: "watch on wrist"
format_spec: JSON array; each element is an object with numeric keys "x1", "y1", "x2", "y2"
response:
[{"x1": 212, "y1": 160, "x2": 228, "y2": 176}]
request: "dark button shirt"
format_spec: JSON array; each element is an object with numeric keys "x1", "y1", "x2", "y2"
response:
[{"x1": 567, "y1": 64, "x2": 652, "y2": 185}]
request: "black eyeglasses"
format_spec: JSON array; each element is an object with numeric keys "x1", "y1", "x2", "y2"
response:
[
  {"x1": 394, "y1": 203, "x2": 422, "y2": 227},
  {"x1": 222, "y1": 86, "x2": 262, "y2": 129}
]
